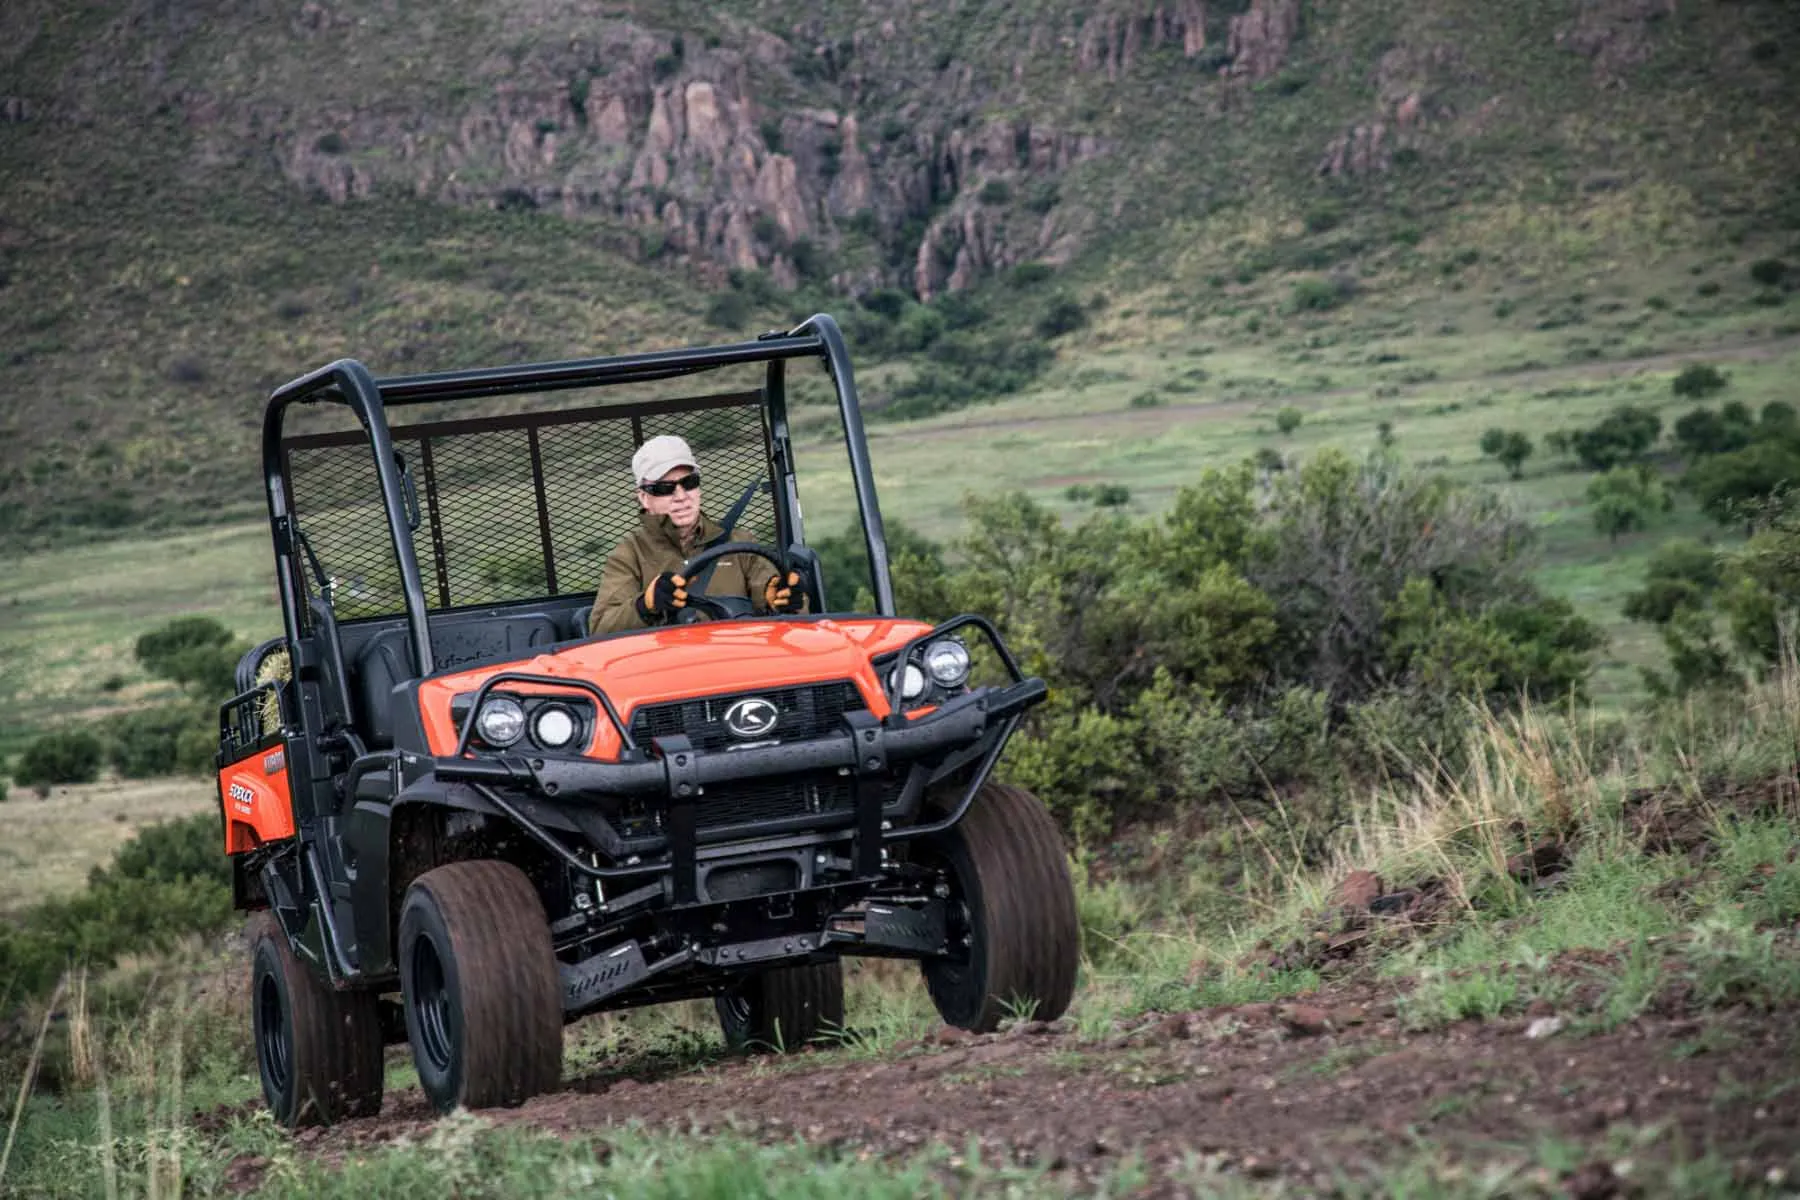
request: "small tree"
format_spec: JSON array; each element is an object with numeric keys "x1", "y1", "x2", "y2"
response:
[
  {"x1": 1275, "y1": 407, "x2": 1304, "y2": 437},
  {"x1": 1572, "y1": 405, "x2": 1663, "y2": 471},
  {"x1": 14, "y1": 730, "x2": 105, "y2": 792},
  {"x1": 1587, "y1": 466, "x2": 1669, "y2": 544},
  {"x1": 1478, "y1": 429, "x2": 1533, "y2": 479},
  {"x1": 1622, "y1": 538, "x2": 1723, "y2": 625},
  {"x1": 1687, "y1": 442, "x2": 1800, "y2": 530},
  {"x1": 1671, "y1": 363, "x2": 1727, "y2": 399}
]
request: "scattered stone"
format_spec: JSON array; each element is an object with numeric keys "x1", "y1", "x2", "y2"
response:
[
  {"x1": 1331, "y1": 870, "x2": 1385, "y2": 911},
  {"x1": 1507, "y1": 839, "x2": 1569, "y2": 882},
  {"x1": 929, "y1": 1025, "x2": 975, "y2": 1046},
  {"x1": 1153, "y1": 1013, "x2": 1193, "y2": 1041},
  {"x1": 1278, "y1": 1005, "x2": 1332, "y2": 1037},
  {"x1": 1527, "y1": 998, "x2": 1557, "y2": 1019},
  {"x1": 1526, "y1": 1016, "x2": 1566, "y2": 1040},
  {"x1": 1562, "y1": 1160, "x2": 1623, "y2": 1200}
]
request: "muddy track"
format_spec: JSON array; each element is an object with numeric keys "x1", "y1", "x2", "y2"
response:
[
  {"x1": 284, "y1": 979, "x2": 1800, "y2": 1192},
  {"x1": 864, "y1": 334, "x2": 1800, "y2": 450}
]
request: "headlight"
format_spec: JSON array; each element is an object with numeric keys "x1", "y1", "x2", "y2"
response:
[
  {"x1": 922, "y1": 639, "x2": 971, "y2": 688},
  {"x1": 475, "y1": 696, "x2": 526, "y2": 747},
  {"x1": 888, "y1": 663, "x2": 928, "y2": 702},
  {"x1": 531, "y1": 703, "x2": 579, "y2": 750}
]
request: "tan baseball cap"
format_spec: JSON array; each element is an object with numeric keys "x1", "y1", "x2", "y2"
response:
[{"x1": 631, "y1": 435, "x2": 698, "y2": 486}]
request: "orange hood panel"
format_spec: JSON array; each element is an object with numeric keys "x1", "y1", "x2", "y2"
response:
[{"x1": 416, "y1": 617, "x2": 936, "y2": 758}]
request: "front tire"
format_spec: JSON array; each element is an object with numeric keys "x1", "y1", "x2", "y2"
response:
[
  {"x1": 249, "y1": 914, "x2": 384, "y2": 1127},
  {"x1": 920, "y1": 782, "x2": 1079, "y2": 1032},
  {"x1": 715, "y1": 960, "x2": 845, "y2": 1052},
  {"x1": 398, "y1": 860, "x2": 563, "y2": 1112}
]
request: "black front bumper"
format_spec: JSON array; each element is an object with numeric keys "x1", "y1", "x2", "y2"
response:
[{"x1": 419, "y1": 675, "x2": 1046, "y2": 902}]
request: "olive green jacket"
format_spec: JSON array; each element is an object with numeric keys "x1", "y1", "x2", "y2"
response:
[{"x1": 588, "y1": 511, "x2": 779, "y2": 635}]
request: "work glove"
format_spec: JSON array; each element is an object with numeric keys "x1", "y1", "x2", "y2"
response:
[
  {"x1": 636, "y1": 571, "x2": 688, "y2": 623},
  {"x1": 763, "y1": 570, "x2": 804, "y2": 613}
]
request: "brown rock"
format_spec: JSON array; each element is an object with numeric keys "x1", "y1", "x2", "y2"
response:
[
  {"x1": 1332, "y1": 869, "x2": 1385, "y2": 911},
  {"x1": 929, "y1": 1025, "x2": 974, "y2": 1046},
  {"x1": 1563, "y1": 1161, "x2": 1623, "y2": 1200},
  {"x1": 1278, "y1": 1004, "x2": 1332, "y2": 1037},
  {"x1": 1507, "y1": 839, "x2": 1569, "y2": 882}
]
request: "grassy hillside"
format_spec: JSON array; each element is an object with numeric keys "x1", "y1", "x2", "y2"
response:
[{"x1": 1, "y1": 0, "x2": 1795, "y2": 550}]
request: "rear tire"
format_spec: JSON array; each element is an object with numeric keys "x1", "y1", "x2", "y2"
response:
[
  {"x1": 919, "y1": 782, "x2": 1079, "y2": 1032},
  {"x1": 398, "y1": 860, "x2": 563, "y2": 1112},
  {"x1": 249, "y1": 913, "x2": 384, "y2": 1128},
  {"x1": 715, "y1": 960, "x2": 845, "y2": 1052}
]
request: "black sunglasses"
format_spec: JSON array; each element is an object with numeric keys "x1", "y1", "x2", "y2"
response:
[{"x1": 640, "y1": 472, "x2": 701, "y2": 497}]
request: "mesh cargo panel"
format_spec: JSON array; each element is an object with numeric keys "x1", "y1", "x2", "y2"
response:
[{"x1": 281, "y1": 394, "x2": 775, "y2": 621}]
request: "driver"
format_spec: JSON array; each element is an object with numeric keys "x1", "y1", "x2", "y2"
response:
[{"x1": 588, "y1": 434, "x2": 804, "y2": 634}]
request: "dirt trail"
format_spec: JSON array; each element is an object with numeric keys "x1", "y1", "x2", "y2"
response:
[
  {"x1": 293, "y1": 980, "x2": 1800, "y2": 1192},
  {"x1": 868, "y1": 334, "x2": 1800, "y2": 449}
]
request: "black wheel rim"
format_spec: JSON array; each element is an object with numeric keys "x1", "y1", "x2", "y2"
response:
[
  {"x1": 410, "y1": 932, "x2": 456, "y2": 1074},
  {"x1": 255, "y1": 969, "x2": 291, "y2": 1098}
]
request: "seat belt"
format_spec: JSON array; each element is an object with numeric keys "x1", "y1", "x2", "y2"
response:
[{"x1": 687, "y1": 478, "x2": 770, "y2": 593}]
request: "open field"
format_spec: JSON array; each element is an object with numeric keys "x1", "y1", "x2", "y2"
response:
[{"x1": 0, "y1": 777, "x2": 215, "y2": 916}]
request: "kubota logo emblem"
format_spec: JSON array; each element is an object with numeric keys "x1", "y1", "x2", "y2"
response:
[{"x1": 722, "y1": 697, "x2": 779, "y2": 739}]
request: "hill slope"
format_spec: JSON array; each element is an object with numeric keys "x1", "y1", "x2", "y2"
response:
[{"x1": 0, "y1": 0, "x2": 1794, "y2": 546}]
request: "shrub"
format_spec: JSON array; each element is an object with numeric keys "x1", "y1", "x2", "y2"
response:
[
  {"x1": 860, "y1": 289, "x2": 908, "y2": 320},
  {"x1": 1275, "y1": 407, "x2": 1304, "y2": 436},
  {"x1": 978, "y1": 179, "x2": 1012, "y2": 205},
  {"x1": 313, "y1": 131, "x2": 347, "y2": 155},
  {"x1": 705, "y1": 290, "x2": 751, "y2": 329},
  {"x1": 0, "y1": 813, "x2": 233, "y2": 999},
  {"x1": 1009, "y1": 262, "x2": 1053, "y2": 288},
  {"x1": 1036, "y1": 294, "x2": 1089, "y2": 338},
  {"x1": 1673, "y1": 405, "x2": 1755, "y2": 460},
  {"x1": 134, "y1": 615, "x2": 243, "y2": 698},
  {"x1": 1623, "y1": 539, "x2": 1723, "y2": 625},
  {"x1": 1587, "y1": 465, "x2": 1670, "y2": 544},
  {"x1": 759, "y1": 117, "x2": 784, "y2": 153},
  {"x1": 1479, "y1": 429, "x2": 1533, "y2": 479},
  {"x1": 1687, "y1": 441, "x2": 1800, "y2": 529},
  {"x1": 1094, "y1": 484, "x2": 1131, "y2": 507},
  {"x1": 14, "y1": 730, "x2": 104, "y2": 790},
  {"x1": 1129, "y1": 390, "x2": 1165, "y2": 409},
  {"x1": 107, "y1": 703, "x2": 216, "y2": 778},
  {"x1": 1288, "y1": 276, "x2": 1342, "y2": 313},
  {"x1": 1671, "y1": 363, "x2": 1728, "y2": 399},
  {"x1": 1749, "y1": 259, "x2": 1788, "y2": 287},
  {"x1": 1571, "y1": 405, "x2": 1662, "y2": 470}
]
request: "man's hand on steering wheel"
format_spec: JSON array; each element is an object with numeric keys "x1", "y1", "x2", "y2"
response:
[
  {"x1": 763, "y1": 570, "x2": 804, "y2": 614},
  {"x1": 635, "y1": 571, "x2": 688, "y2": 623}
]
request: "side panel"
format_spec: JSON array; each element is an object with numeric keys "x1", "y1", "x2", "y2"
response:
[{"x1": 218, "y1": 743, "x2": 297, "y2": 853}]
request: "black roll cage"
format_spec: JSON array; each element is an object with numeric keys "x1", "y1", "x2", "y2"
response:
[{"x1": 261, "y1": 314, "x2": 894, "y2": 680}]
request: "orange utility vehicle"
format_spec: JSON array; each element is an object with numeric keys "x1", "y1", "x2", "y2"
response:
[{"x1": 216, "y1": 315, "x2": 1077, "y2": 1127}]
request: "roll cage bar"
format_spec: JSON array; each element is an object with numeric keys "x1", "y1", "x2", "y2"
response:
[{"x1": 260, "y1": 314, "x2": 893, "y2": 681}]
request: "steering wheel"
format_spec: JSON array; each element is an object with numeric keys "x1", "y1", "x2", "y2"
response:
[{"x1": 671, "y1": 541, "x2": 795, "y2": 625}]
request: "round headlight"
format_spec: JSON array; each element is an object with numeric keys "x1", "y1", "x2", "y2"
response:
[
  {"x1": 532, "y1": 703, "x2": 579, "y2": 750},
  {"x1": 888, "y1": 663, "x2": 928, "y2": 702},
  {"x1": 922, "y1": 639, "x2": 971, "y2": 688},
  {"x1": 475, "y1": 696, "x2": 526, "y2": 747}
]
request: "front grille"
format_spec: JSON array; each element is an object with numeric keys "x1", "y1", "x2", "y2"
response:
[
  {"x1": 629, "y1": 680, "x2": 866, "y2": 752},
  {"x1": 698, "y1": 774, "x2": 855, "y2": 831}
]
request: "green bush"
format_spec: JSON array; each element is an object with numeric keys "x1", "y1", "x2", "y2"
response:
[
  {"x1": 978, "y1": 179, "x2": 1012, "y2": 205},
  {"x1": 13, "y1": 730, "x2": 104, "y2": 790},
  {"x1": 1288, "y1": 276, "x2": 1344, "y2": 313},
  {"x1": 1672, "y1": 363, "x2": 1728, "y2": 399},
  {"x1": 134, "y1": 616, "x2": 243, "y2": 697},
  {"x1": 1571, "y1": 405, "x2": 1662, "y2": 470},
  {"x1": 107, "y1": 702, "x2": 215, "y2": 778},
  {"x1": 0, "y1": 813, "x2": 233, "y2": 999},
  {"x1": 1008, "y1": 262, "x2": 1053, "y2": 288},
  {"x1": 1036, "y1": 294, "x2": 1089, "y2": 339},
  {"x1": 1749, "y1": 259, "x2": 1787, "y2": 287},
  {"x1": 705, "y1": 290, "x2": 752, "y2": 329},
  {"x1": 1275, "y1": 407, "x2": 1303, "y2": 436}
]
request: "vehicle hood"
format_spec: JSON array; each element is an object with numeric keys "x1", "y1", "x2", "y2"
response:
[{"x1": 416, "y1": 617, "x2": 935, "y2": 758}]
